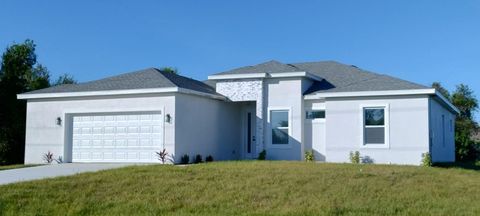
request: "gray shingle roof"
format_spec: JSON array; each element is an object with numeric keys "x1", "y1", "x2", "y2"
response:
[
  {"x1": 213, "y1": 60, "x2": 302, "y2": 75},
  {"x1": 24, "y1": 68, "x2": 218, "y2": 95},
  {"x1": 291, "y1": 61, "x2": 428, "y2": 94},
  {"x1": 212, "y1": 60, "x2": 428, "y2": 94}
]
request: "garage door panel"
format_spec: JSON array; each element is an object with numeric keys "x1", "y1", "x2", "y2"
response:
[{"x1": 72, "y1": 112, "x2": 163, "y2": 163}]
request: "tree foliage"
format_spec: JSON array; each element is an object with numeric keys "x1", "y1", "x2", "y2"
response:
[
  {"x1": 432, "y1": 82, "x2": 479, "y2": 161},
  {"x1": 0, "y1": 40, "x2": 76, "y2": 164},
  {"x1": 159, "y1": 67, "x2": 178, "y2": 74},
  {"x1": 432, "y1": 82, "x2": 450, "y2": 99},
  {"x1": 0, "y1": 40, "x2": 39, "y2": 164},
  {"x1": 54, "y1": 73, "x2": 77, "y2": 85}
]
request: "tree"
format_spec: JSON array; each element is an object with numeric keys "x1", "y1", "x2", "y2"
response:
[
  {"x1": 159, "y1": 67, "x2": 178, "y2": 74},
  {"x1": 28, "y1": 64, "x2": 51, "y2": 90},
  {"x1": 432, "y1": 82, "x2": 450, "y2": 99},
  {"x1": 54, "y1": 73, "x2": 76, "y2": 85},
  {"x1": 452, "y1": 84, "x2": 478, "y2": 120},
  {"x1": 433, "y1": 82, "x2": 479, "y2": 161},
  {"x1": 0, "y1": 40, "x2": 39, "y2": 164},
  {"x1": 451, "y1": 84, "x2": 479, "y2": 161},
  {"x1": 0, "y1": 40, "x2": 77, "y2": 164}
]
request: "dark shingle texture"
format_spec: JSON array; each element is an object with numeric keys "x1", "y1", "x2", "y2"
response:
[
  {"x1": 24, "y1": 68, "x2": 218, "y2": 95},
  {"x1": 291, "y1": 61, "x2": 428, "y2": 94},
  {"x1": 213, "y1": 60, "x2": 302, "y2": 75}
]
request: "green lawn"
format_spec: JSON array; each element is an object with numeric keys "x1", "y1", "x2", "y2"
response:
[{"x1": 0, "y1": 161, "x2": 479, "y2": 215}]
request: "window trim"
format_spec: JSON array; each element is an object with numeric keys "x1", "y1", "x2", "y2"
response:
[
  {"x1": 360, "y1": 104, "x2": 390, "y2": 149},
  {"x1": 267, "y1": 107, "x2": 292, "y2": 148}
]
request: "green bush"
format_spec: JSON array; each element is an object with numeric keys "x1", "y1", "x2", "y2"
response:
[
  {"x1": 258, "y1": 150, "x2": 266, "y2": 160},
  {"x1": 305, "y1": 150, "x2": 315, "y2": 162},
  {"x1": 180, "y1": 154, "x2": 190, "y2": 164},
  {"x1": 349, "y1": 151, "x2": 360, "y2": 164},
  {"x1": 421, "y1": 152, "x2": 432, "y2": 167},
  {"x1": 205, "y1": 155, "x2": 214, "y2": 162},
  {"x1": 194, "y1": 154, "x2": 203, "y2": 164}
]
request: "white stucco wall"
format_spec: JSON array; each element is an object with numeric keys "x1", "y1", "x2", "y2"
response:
[
  {"x1": 429, "y1": 97, "x2": 456, "y2": 162},
  {"x1": 264, "y1": 78, "x2": 304, "y2": 160},
  {"x1": 174, "y1": 94, "x2": 241, "y2": 162},
  {"x1": 24, "y1": 94, "x2": 176, "y2": 164},
  {"x1": 304, "y1": 100, "x2": 326, "y2": 161},
  {"x1": 324, "y1": 95, "x2": 430, "y2": 165}
]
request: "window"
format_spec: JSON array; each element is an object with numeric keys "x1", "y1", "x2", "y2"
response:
[
  {"x1": 306, "y1": 110, "x2": 325, "y2": 119},
  {"x1": 270, "y1": 110, "x2": 289, "y2": 145},
  {"x1": 363, "y1": 107, "x2": 386, "y2": 145}
]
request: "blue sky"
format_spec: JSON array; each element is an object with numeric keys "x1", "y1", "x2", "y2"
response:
[{"x1": 1, "y1": 1, "x2": 479, "y2": 109}]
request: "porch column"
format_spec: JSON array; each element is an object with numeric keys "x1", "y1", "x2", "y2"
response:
[{"x1": 255, "y1": 81, "x2": 265, "y2": 155}]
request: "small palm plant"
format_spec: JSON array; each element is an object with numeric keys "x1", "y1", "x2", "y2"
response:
[
  {"x1": 43, "y1": 151, "x2": 54, "y2": 164},
  {"x1": 156, "y1": 148, "x2": 168, "y2": 164}
]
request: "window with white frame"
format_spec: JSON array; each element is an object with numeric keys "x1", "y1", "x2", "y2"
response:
[
  {"x1": 270, "y1": 110, "x2": 289, "y2": 145},
  {"x1": 363, "y1": 107, "x2": 386, "y2": 145}
]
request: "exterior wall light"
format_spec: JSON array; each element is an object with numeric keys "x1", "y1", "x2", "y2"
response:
[
  {"x1": 56, "y1": 117, "x2": 62, "y2": 126},
  {"x1": 165, "y1": 114, "x2": 171, "y2": 123}
]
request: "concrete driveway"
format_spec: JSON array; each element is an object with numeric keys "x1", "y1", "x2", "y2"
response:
[{"x1": 0, "y1": 163, "x2": 134, "y2": 185}]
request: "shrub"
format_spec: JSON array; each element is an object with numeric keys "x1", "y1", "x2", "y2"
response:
[
  {"x1": 421, "y1": 152, "x2": 432, "y2": 167},
  {"x1": 194, "y1": 154, "x2": 203, "y2": 164},
  {"x1": 258, "y1": 150, "x2": 266, "y2": 160},
  {"x1": 54, "y1": 156, "x2": 63, "y2": 164},
  {"x1": 156, "y1": 148, "x2": 168, "y2": 164},
  {"x1": 305, "y1": 150, "x2": 315, "y2": 162},
  {"x1": 205, "y1": 155, "x2": 214, "y2": 162},
  {"x1": 43, "y1": 151, "x2": 54, "y2": 164},
  {"x1": 180, "y1": 154, "x2": 190, "y2": 164},
  {"x1": 349, "y1": 151, "x2": 360, "y2": 164}
]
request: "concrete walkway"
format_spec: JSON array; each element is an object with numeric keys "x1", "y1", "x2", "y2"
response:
[{"x1": 0, "y1": 163, "x2": 134, "y2": 185}]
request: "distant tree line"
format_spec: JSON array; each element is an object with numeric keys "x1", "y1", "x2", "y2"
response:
[
  {"x1": 432, "y1": 82, "x2": 479, "y2": 161},
  {"x1": 0, "y1": 40, "x2": 76, "y2": 164}
]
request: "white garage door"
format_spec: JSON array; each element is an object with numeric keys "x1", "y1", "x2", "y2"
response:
[{"x1": 72, "y1": 112, "x2": 163, "y2": 163}]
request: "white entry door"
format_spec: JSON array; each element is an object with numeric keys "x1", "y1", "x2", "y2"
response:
[{"x1": 71, "y1": 112, "x2": 163, "y2": 163}]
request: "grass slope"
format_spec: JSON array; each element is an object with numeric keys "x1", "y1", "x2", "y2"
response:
[{"x1": 0, "y1": 161, "x2": 479, "y2": 215}]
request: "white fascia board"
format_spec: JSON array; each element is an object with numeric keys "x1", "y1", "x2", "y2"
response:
[
  {"x1": 304, "y1": 89, "x2": 436, "y2": 100},
  {"x1": 269, "y1": 71, "x2": 323, "y2": 81},
  {"x1": 17, "y1": 87, "x2": 179, "y2": 99},
  {"x1": 434, "y1": 90, "x2": 460, "y2": 114},
  {"x1": 177, "y1": 88, "x2": 227, "y2": 100},
  {"x1": 207, "y1": 71, "x2": 322, "y2": 81},
  {"x1": 17, "y1": 87, "x2": 227, "y2": 101},
  {"x1": 207, "y1": 73, "x2": 267, "y2": 80}
]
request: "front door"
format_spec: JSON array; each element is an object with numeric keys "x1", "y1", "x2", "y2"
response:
[{"x1": 244, "y1": 105, "x2": 256, "y2": 159}]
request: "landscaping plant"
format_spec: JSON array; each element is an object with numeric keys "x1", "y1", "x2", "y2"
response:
[
  {"x1": 349, "y1": 151, "x2": 360, "y2": 164},
  {"x1": 258, "y1": 150, "x2": 266, "y2": 160},
  {"x1": 194, "y1": 154, "x2": 203, "y2": 164},
  {"x1": 422, "y1": 152, "x2": 432, "y2": 167},
  {"x1": 205, "y1": 155, "x2": 214, "y2": 162},
  {"x1": 43, "y1": 151, "x2": 54, "y2": 164},
  {"x1": 305, "y1": 150, "x2": 315, "y2": 162},
  {"x1": 156, "y1": 148, "x2": 168, "y2": 164},
  {"x1": 180, "y1": 154, "x2": 190, "y2": 164}
]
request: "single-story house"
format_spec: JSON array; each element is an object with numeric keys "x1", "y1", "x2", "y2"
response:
[{"x1": 18, "y1": 60, "x2": 458, "y2": 165}]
